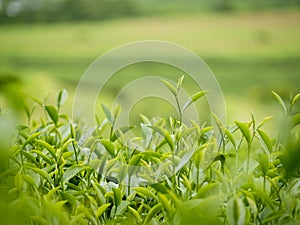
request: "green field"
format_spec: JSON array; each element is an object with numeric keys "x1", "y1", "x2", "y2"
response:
[{"x1": 0, "y1": 10, "x2": 300, "y2": 122}]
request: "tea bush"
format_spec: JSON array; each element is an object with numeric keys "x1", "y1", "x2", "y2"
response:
[{"x1": 0, "y1": 79, "x2": 299, "y2": 225}]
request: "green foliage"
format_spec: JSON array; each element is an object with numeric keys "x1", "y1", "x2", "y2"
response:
[{"x1": 0, "y1": 86, "x2": 299, "y2": 224}]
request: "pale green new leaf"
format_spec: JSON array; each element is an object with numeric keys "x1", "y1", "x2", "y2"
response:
[
  {"x1": 148, "y1": 125, "x2": 174, "y2": 151},
  {"x1": 112, "y1": 187, "x2": 122, "y2": 207},
  {"x1": 101, "y1": 103, "x2": 114, "y2": 124},
  {"x1": 101, "y1": 139, "x2": 115, "y2": 157},
  {"x1": 235, "y1": 121, "x2": 251, "y2": 144},
  {"x1": 96, "y1": 203, "x2": 111, "y2": 219},
  {"x1": 291, "y1": 113, "x2": 300, "y2": 128},
  {"x1": 57, "y1": 89, "x2": 68, "y2": 109},
  {"x1": 272, "y1": 91, "x2": 287, "y2": 115},
  {"x1": 36, "y1": 140, "x2": 57, "y2": 160},
  {"x1": 258, "y1": 129, "x2": 273, "y2": 153},
  {"x1": 291, "y1": 93, "x2": 300, "y2": 107},
  {"x1": 227, "y1": 197, "x2": 246, "y2": 225},
  {"x1": 45, "y1": 105, "x2": 59, "y2": 125},
  {"x1": 162, "y1": 79, "x2": 177, "y2": 96},
  {"x1": 115, "y1": 201, "x2": 130, "y2": 216},
  {"x1": 182, "y1": 90, "x2": 208, "y2": 112},
  {"x1": 63, "y1": 165, "x2": 89, "y2": 183},
  {"x1": 132, "y1": 187, "x2": 157, "y2": 200},
  {"x1": 31, "y1": 167, "x2": 53, "y2": 186},
  {"x1": 257, "y1": 152, "x2": 269, "y2": 175},
  {"x1": 142, "y1": 203, "x2": 162, "y2": 225}
]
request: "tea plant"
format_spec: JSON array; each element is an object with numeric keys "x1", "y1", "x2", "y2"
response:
[{"x1": 0, "y1": 78, "x2": 299, "y2": 225}]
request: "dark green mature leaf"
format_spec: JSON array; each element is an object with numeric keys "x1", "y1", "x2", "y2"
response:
[{"x1": 45, "y1": 105, "x2": 59, "y2": 125}]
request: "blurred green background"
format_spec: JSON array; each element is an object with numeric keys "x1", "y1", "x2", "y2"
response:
[{"x1": 0, "y1": 0, "x2": 300, "y2": 124}]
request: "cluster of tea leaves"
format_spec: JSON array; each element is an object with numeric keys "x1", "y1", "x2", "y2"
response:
[{"x1": 0, "y1": 84, "x2": 300, "y2": 225}]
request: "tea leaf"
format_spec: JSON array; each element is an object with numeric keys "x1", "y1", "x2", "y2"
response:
[
  {"x1": 291, "y1": 93, "x2": 300, "y2": 107},
  {"x1": 63, "y1": 165, "x2": 89, "y2": 183},
  {"x1": 96, "y1": 203, "x2": 111, "y2": 219},
  {"x1": 101, "y1": 139, "x2": 115, "y2": 157},
  {"x1": 257, "y1": 152, "x2": 269, "y2": 175},
  {"x1": 162, "y1": 79, "x2": 177, "y2": 97},
  {"x1": 36, "y1": 140, "x2": 57, "y2": 160},
  {"x1": 101, "y1": 103, "x2": 114, "y2": 124},
  {"x1": 111, "y1": 125, "x2": 134, "y2": 142},
  {"x1": 91, "y1": 181, "x2": 106, "y2": 205},
  {"x1": 31, "y1": 150, "x2": 53, "y2": 164},
  {"x1": 151, "y1": 183, "x2": 169, "y2": 194},
  {"x1": 257, "y1": 116, "x2": 274, "y2": 129},
  {"x1": 45, "y1": 105, "x2": 59, "y2": 125},
  {"x1": 57, "y1": 89, "x2": 68, "y2": 109},
  {"x1": 142, "y1": 203, "x2": 162, "y2": 225},
  {"x1": 129, "y1": 154, "x2": 143, "y2": 166},
  {"x1": 235, "y1": 121, "x2": 251, "y2": 144},
  {"x1": 112, "y1": 187, "x2": 122, "y2": 207},
  {"x1": 197, "y1": 183, "x2": 219, "y2": 198},
  {"x1": 128, "y1": 206, "x2": 141, "y2": 220},
  {"x1": 158, "y1": 193, "x2": 173, "y2": 216},
  {"x1": 148, "y1": 125, "x2": 174, "y2": 151},
  {"x1": 132, "y1": 187, "x2": 157, "y2": 200},
  {"x1": 31, "y1": 167, "x2": 53, "y2": 186},
  {"x1": 290, "y1": 113, "x2": 300, "y2": 128},
  {"x1": 115, "y1": 201, "x2": 130, "y2": 216},
  {"x1": 221, "y1": 126, "x2": 236, "y2": 149},
  {"x1": 177, "y1": 75, "x2": 184, "y2": 90},
  {"x1": 272, "y1": 91, "x2": 287, "y2": 115},
  {"x1": 21, "y1": 174, "x2": 36, "y2": 188},
  {"x1": 258, "y1": 129, "x2": 273, "y2": 153},
  {"x1": 182, "y1": 90, "x2": 208, "y2": 112},
  {"x1": 227, "y1": 197, "x2": 246, "y2": 225},
  {"x1": 22, "y1": 151, "x2": 38, "y2": 165},
  {"x1": 22, "y1": 132, "x2": 41, "y2": 147}
]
